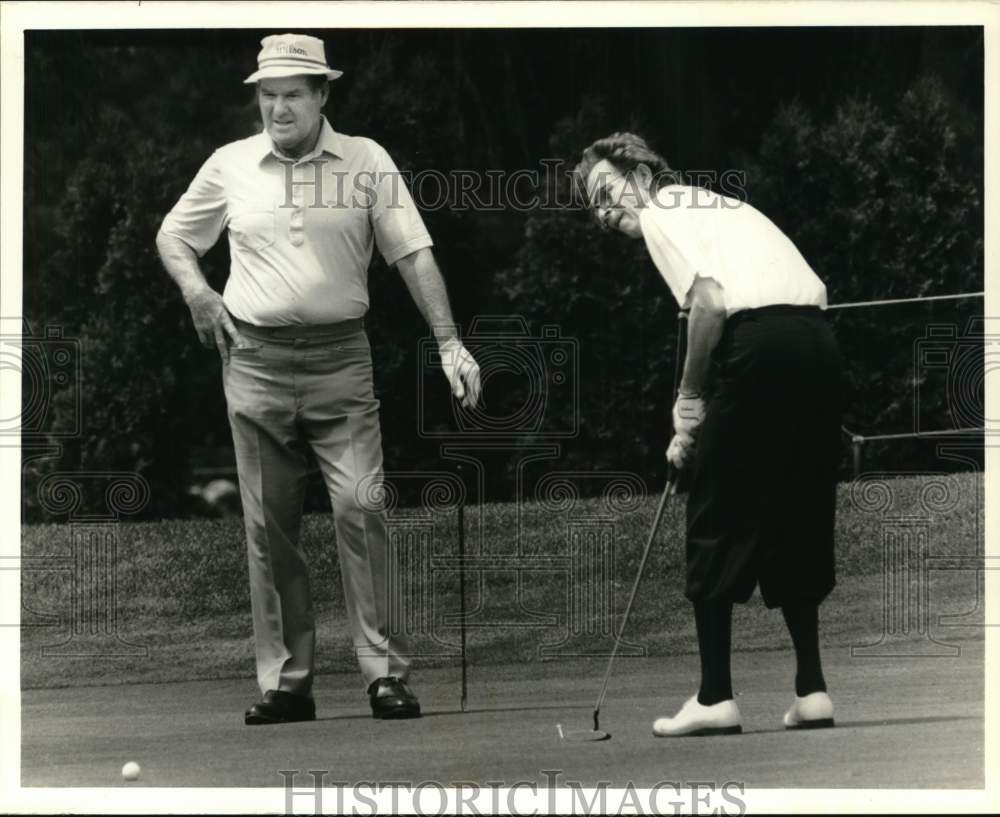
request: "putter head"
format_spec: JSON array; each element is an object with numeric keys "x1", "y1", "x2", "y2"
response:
[{"x1": 562, "y1": 728, "x2": 611, "y2": 742}]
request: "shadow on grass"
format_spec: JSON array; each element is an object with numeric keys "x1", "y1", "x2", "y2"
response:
[
  {"x1": 744, "y1": 713, "x2": 981, "y2": 736},
  {"x1": 313, "y1": 702, "x2": 591, "y2": 723}
]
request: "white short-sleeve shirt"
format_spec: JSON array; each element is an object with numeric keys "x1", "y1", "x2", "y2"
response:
[
  {"x1": 638, "y1": 185, "x2": 827, "y2": 316},
  {"x1": 159, "y1": 117, "x2": 433, "y2": 326}
]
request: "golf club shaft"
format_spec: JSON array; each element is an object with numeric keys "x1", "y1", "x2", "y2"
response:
[
  {"x1": 457, "y1": 472, "x2": 468, "y2": 712},
  {"x1": 592, "y1": 468, "x2": 677, "y2": 729}
]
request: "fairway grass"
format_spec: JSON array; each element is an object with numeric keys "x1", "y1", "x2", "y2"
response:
[{"x1": 21, "y1": 472, "x2": 986, "y2": 689}]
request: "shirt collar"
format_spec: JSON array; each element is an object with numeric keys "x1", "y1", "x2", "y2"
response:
[{"x1": 257, "y1": 116, "x2": 344, "y2": 163}]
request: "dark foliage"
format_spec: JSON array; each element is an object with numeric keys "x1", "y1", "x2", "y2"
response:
[{"x1": 22, "y1": 28, "x2": 984, "y2": 520}]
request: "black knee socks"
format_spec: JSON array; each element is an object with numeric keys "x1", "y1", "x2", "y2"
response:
[
  {"x1": 693, "y1": 600, "x2": 826, "y2": 704},
  {"x1": 781, "y1": 604, "x2": 827, "y2": 697},
  {"x1": 694, "y1": 599, "x2": 734, "y2": 706}
]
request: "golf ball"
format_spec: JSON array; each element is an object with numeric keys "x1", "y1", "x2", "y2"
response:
[{"x1": 121, "y1": 761, "x2": 141, "y2": 781}]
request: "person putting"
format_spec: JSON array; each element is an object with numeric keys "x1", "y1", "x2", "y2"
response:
[{"x1": 576, "y1": 133, "x2": 845, "y2": 737}]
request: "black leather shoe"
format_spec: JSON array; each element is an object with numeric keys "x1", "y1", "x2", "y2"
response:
[
  {"x1": 368, "y1": 677, "x2": 421, "y2": 719},
  {"x1": 245, "y1": 689, "x2": 316, "y2": 725}
]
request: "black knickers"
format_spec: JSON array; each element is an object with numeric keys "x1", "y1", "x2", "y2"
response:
[{"x1": 685, "y1": 305, "x2": 846, "y2": 609}]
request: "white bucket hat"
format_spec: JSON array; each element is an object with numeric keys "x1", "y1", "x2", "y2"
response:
[{"x1": 243, "y1": 33, "x2": 343, "y2": 84}]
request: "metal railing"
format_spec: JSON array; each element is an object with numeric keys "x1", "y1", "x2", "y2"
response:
[{"x1": 674, "y1": 291, "x2": 986, "y2": 475}]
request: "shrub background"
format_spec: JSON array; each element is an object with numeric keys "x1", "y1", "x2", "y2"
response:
[{"x1": 22, "y1": 27, "x2": 984, "y2": 521}]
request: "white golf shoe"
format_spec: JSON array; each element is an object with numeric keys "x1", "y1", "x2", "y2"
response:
[
  {"x1": 783, "y1": 691, "x2": 835, "y2": 729},
  {"x1": 652, "y1": 695, "x2": 743, "y2": 737}
]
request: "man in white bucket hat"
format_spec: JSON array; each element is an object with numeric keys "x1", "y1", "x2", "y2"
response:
[
  {"x1": 157, "y1": 33, "x2": 481, "y2": 724},
  {"x1": 243, "y1": 32, "x2": 345, "y2": 83}
]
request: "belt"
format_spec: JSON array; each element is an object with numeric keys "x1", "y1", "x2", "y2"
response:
[{"x1": 232, "y1": 316, "x2": 365, "y2": 342}]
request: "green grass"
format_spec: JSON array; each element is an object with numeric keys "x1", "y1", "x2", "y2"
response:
[{"x1": 21, "y1": 472, "x2": 986, "y2": 689}]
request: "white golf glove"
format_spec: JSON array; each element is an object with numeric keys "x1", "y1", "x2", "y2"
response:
[
  {"x1": 666, "y1": 429, "x2": 697, "y2": 470},
  {"x1": 672, "y1": 393, "x2": 706, "y2": 437},
  {"x1": 440, "y1": 337, "x2": 482, "y2": 409}
]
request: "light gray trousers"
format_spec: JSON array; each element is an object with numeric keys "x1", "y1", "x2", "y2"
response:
[{"x1": 223, "y1": 319, "x2": 410, "y2": 696}]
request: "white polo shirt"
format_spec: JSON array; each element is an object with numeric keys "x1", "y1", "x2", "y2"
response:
[
  {"x1": 639, "y1": 185, "x2": 827, "y2": 316},
  {"x1": 160, "y1": 117, "x2": 433, "y2": 326}
]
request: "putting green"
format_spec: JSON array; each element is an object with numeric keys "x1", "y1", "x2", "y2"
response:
[{"x1": 20, "y1": 639, "x2": 983, "y2": 789}]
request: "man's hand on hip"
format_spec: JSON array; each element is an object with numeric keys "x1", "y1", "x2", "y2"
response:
[
  {"x1": 185, "y1": 287, "x2": 244, "y2": 362},
  {"x1": 439, "y1": 338, "x2": 482, "y2": 409}
]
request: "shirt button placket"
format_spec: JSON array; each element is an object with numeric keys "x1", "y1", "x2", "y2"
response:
[{"x1": 290, "y1": 164, "x2": 305, "y2": 247}]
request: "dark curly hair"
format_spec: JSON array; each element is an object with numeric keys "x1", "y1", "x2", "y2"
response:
[{"x1": 574, "y1": 132, "x2": 680, "y2": 205}]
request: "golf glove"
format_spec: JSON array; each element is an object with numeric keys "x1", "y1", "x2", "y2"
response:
[
  {"x1": 440, "y1": 337, "x2": 482, "y2": 409},
  {"x1": 666, "y1": 429, "x2": 696, "y2": 470},
  {"x1": 672, "y1": 393, "x2": 706, "y2": 437}
]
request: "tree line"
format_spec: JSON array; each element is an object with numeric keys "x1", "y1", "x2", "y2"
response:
[{"x1": 21, "y1": 27, "x2": 984, "y2": 520}]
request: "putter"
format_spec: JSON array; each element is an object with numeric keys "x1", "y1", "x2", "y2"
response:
[{"x1": 559, "y1": 465, "x2": 679, "y2": 742}]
